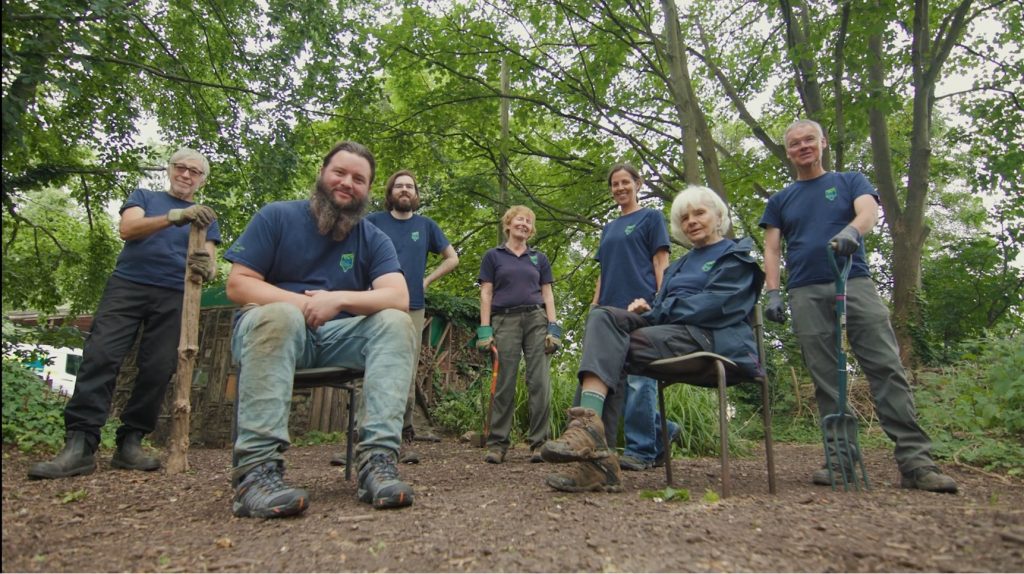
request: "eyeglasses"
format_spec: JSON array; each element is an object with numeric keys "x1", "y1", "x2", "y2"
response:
[
  {"x1": 392, "y1": 183, "x2": 416, "y2": 191},
  {"x1": 172, "y1": 163, "x2": 205, "y2": 178}
]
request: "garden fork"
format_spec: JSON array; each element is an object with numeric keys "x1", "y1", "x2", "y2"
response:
[{"x1": 821, "y1": 244, "x2": 871, "y2": 491}]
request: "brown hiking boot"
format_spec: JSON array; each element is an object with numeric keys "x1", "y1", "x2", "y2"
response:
[
  {"x1": 901, "y1": 466, "x2": 958, "y2": 494},
  {"x1": 544, "y1": 455, "x2": 623, "y2": 493},
  {"x1": 483, "y1": 447, "x2": 505, "y2": 464},
  {"x1": 540, "y1": 407, "x2": 611, "y2": 463}
]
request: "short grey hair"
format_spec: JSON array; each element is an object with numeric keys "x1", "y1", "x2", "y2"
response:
[
  {"x1": 669, "y1": 185, "x2": 731, "y2": 245},
  {"x1": 168, "y1": 147, "x2": 210, "y2": 177},
  {"x1": 783, "y1": 119, "x2": 825, "y2": 142}
]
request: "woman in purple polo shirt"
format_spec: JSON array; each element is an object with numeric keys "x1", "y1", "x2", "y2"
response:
[{"x1": 476, "y1": 206, "x2": 561, "y2": 464}]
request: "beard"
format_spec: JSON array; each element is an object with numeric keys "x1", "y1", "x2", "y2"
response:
[
  {"x1": 391, "y1": 193, "x2": 420, "y2": 213},
  {"x1": 310, "y1": 177, "x2": 368, "y2": 241}
]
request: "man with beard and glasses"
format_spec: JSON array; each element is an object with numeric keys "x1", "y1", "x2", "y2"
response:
[
  {"x1": 224, "y1": 141, "x2": 417, "y2": 518},
  {"x1": 364, "y1": 170, "x2": 459, "y2": 464}
]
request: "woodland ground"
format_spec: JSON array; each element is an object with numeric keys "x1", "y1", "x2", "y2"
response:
[{"x1": 3, "y1": 439, "x2": 1023, "y2": 573}]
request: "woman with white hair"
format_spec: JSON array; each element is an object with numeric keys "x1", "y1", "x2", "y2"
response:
[{"x1": 539, "y1": 185, "x2": 764, "y2": 493}]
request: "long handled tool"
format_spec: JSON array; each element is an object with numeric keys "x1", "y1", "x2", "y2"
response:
[
  {"x1": 480, "y1": 344, "x2": 499, "y2": 448},
  {"x1": 821, "y1": 244, "x2": 870, "y2": 491}
]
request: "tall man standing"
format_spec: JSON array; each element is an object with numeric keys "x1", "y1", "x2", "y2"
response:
[
  {"x1": 224, "y1": 141, "x2": 417, "y2": 519},
  {"x1": 28, "y1": 148, "x2": 220, "y2": 480},
  {"x1": 759, "y1": 119, "x2": 957, "y2": 493},
  {"x1": 366, "y1": 170, "x2": 459, "y2": 463}
]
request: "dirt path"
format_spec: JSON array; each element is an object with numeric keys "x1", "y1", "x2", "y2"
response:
[{"x1": 3, "y1": 440, "x2": 1022, "y2": 572}]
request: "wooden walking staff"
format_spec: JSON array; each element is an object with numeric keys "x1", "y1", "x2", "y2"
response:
[{"x1": 166, "y1": 224, "x2": 208, "y2": 473}]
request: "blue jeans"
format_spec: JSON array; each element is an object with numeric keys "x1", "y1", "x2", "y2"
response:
[
  {"x1": 623, "y1": 375, "x2": 680, "y2": 464},
  {"x1": 231, "y1": 303, "x2": 415, "y2": 481}
]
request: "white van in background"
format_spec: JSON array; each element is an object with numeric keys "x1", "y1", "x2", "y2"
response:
[{"x1": 16, "y1": 345, "x2": 82, "y2": 396}]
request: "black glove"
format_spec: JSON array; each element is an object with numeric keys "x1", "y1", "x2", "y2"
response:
[
  {"x1": 187, "y1": 250, "x2": 215, "y2": 282},
  {"x1": 167, "y1": 204, "x2": 216, "y2": 227},
  {"x1": 830, "y1": 225, "x2": 861, "y2": 256},
  {"x1": 765, "y1": 289, "x2": 786, "y2": 324}
]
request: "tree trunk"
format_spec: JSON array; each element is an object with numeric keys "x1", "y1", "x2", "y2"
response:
[
  {"x1": 660, "y1": 0, "x2": 700, "y2": 185},
  {"x1": 165, "y1": 225, "x2": 208, "y2": 473},
  {"x1": 885, "y1": 0, "x2": 972, "y2": 365},
  {"x1": 498, "y1": 57, "x2": 510, "y2": 245}
]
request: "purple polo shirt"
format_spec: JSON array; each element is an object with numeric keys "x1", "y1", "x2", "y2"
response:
[{"x1": 478, "y1": 244, "x2": 553, "y2": 310}]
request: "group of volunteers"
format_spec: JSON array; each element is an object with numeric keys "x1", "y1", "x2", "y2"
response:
[{"x1": 26, "y1": 118, "x2": 957, "y2": 522}]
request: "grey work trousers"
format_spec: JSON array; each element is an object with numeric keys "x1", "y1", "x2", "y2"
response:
[
  {"x1": 577, "y1": 306, "x2": 706, "y2": 446},
  {"x1": 790, "y1": 277, "x2": 934, "y2": 473},
  {"x1": 487, "y1": 308, "x2": 551, "y2": 451}
]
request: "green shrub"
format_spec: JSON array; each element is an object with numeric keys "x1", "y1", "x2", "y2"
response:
[
  {"x1": 915, "y1": 333, "x2": 1024, "y2": 475},
  {"x1": 2, "y1": 359, "x2": 69, "y2": 453}
]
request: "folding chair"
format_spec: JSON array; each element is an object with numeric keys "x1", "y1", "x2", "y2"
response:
[
  {"x1": 233, "y1": 366, "x2": 361, "y2": 480},
  {"x1": 635, "y1": 305, "x2": 776, "y2": 497},
  {"x1": 292, "y1": 367, "x2": 361, "y2": 480}
]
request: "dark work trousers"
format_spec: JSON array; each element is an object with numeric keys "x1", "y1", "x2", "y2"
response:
[
  {"x1": 577, "y1": 306, "x2": 709, "y2": 444},
  {"x1": 64, "y1": 275, "x2": 183, "y2": 444}
]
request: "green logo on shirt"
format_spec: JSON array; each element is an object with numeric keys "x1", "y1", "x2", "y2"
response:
[
  {"x1": 339, "y1": 253, "x2": 354, "y2": 272},
  {"x1": 702, "y1": 261, "x2": 715, "y2": 272},
  {"x1": 624, "y1": 224, "x2": 636, "y2": 235},
  {"x1": 411, "y1": 231, "x2": 420, "y2": 242},
  {"x1": 530, "y1": 254, "x2": 539, "y2": 266},
  {"x1": 825, "y1": 187, "x2": 837, "y2": 201}
]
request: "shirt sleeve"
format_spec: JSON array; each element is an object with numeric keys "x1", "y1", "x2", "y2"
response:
[
  {"x1": 538, "y1": 252, "x2": 554, "y2": 285},
  {"x1": 646, "y1": 210, "x2": 671, "y2": 255},
  {"x1": 759, "y1": 195, "x2": 782, "y2": 229},
  {"x1": 120, "y1": 189, "x2": 147, "y2": 214},
  {"x1": 223, "y1": 207, "x2": 278, "y2": 275},
  {"x1": 427, "y1": 219, "x2": 450, "y2": 254},
  {"x1": 478, "y1": 250, "x2": 496, "y2": 283},
  {"x1": 367, "y1": 227, "x2": 402, "y2": 281}
]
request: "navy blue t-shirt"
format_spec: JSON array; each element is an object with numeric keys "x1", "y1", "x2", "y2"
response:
[
  {"x1": 595, "y1": 208, "x2": 670, "y2": 308},
  {"x1": 662, "y1": 239, "x2": 734, "y2": 299},
  {"x1": 225, "y1": 200, "x2": 401, "y2": 318},
  {"x1": 759, "y1": 172, "x2": 876, "y2": 289},
  {"x1": 478, "y1": 245, "x2": 553, "y2": 309},
  {"x1": 113, "y1": 189, "x2": 223, "y2": 291},
  {"x1": 365, "y1": 211, "x2": 450, "y2": 310}
]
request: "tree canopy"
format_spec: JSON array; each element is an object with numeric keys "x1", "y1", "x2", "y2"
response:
[{"x1": 3, "y1": 0, "x2": 1021, "y2": 363}]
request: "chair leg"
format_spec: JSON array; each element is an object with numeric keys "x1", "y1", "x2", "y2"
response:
[
  {"x1": 345, "y1": 385, "x2": 356, "y2": 482},
  {"x1": 762, "y1": 376, "x2": 777, "y2": 494},
  {"x1": 716, "y1": 361, "x2": 730, "y2": 498},
  {"x1": 658, "y1": 382, "x2": 673, "y2": 487}
]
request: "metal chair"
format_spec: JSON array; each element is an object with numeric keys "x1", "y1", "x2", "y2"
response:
[
  {"x1": 232, "y1": 366, "x2": 361, "y2": 480},
  {"x1": 635, "y1": 305, "x2": 775, "y2": 497},
  {"x1": 292, "y1": 367, "x2": 361, "y2": 480}
]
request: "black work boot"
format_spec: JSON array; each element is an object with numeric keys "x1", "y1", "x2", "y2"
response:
[
  {"x1": 111, "y1": 431, "x2": 160, "y2": 471},
  {"x1": 27, "y1": 431, "x2": 97, "y2": 480}
]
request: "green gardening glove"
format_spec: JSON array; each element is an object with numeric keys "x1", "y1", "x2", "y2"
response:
[{"x1": 475, "y1": 326, "x2": 494, "y2": 352}]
